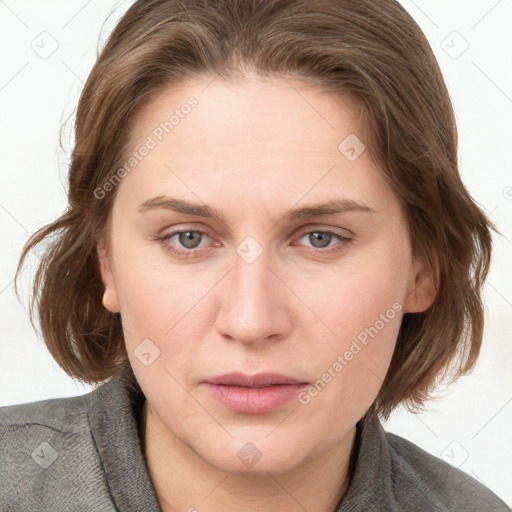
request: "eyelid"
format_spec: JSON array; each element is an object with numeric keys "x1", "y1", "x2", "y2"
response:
[
  {"x1": 156, "y1": 223, "x2": 354, "y2": 259},
  {"x1": 158, "y1": 225, "x2": 215, "y2": 243},
  {"x1": 293, "y1": 223, "x2": 354, "y2": 238},
  {"x1": 158, "y1": 223, "x2": 354, "y2": 243}
]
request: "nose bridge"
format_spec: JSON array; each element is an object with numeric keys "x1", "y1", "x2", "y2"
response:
[
  {"x1": 237, "y1": 239, "x2": 267, "y2": 285},
  {"x1": 216, "y1": 235, "x2": 288, "y2": 343},
  {"x1": 232, "y1": 234, "x2": 274, "y2": 312}
]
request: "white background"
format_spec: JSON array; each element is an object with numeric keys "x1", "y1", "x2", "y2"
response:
[{"x1": 0, "y1": 0, "x2": 511, "y2": 506}]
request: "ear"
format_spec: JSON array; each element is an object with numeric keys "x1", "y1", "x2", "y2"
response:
[
  {"x1": 97, "y1": 236, "x2": 120, "y2": 313},
  {"x1": 403, "y1": 254, "x2": 439, "y2": 314}
]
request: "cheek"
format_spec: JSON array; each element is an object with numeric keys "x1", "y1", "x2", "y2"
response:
[
  {"x1": 291, "y1": 249, "x2": 406, "y2": 412},
  {"x1": 295, "y1": 246, "x2": 407, "y2": 344},
  {"x1": 112, "y1": 251, "x2": 196, "y2": 351},
  {"x1": 296, "y1": 293, "x2": 402, "y2": 426},
  {"x1": 117, "y1": 262, "x2": 205, "y2": 405}
]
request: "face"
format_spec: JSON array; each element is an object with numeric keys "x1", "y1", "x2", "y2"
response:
[{"x1": 98, "y1": 76, "x2": 435, "y2": 475}]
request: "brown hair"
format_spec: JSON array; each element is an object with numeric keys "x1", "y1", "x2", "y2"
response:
[{"x1": 15, "y1": 0, "x2": 496, "y2": 418}]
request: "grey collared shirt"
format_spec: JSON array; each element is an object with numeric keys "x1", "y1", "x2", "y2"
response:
[{"x1": 1, "y1": 367, "x2": 509, "y2": 511}]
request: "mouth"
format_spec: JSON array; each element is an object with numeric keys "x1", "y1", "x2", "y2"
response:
[
  {"x1": 204, "y1": 372, "x2": 307, "y2": 387},
  {"x1": 202, "y1": 372, "x2": 309, "y2": 414}
]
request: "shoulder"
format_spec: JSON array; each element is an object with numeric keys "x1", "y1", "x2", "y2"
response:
[
  {"x1": 342, "y1": 413, "x2": 509, "y2": 512},
  {"x1": 0, "y1": 383, "x2": 117, "y2": 511},
  {"x1": 0, "y1": 388, "x2": 91, "y2": 430},
  {"x1": 0, "y1": 381, "x2": 105, "y2": 450},
  {"x1": 385, "y1": 429, "x2": 510, "y2": 511},
  {"x1": 0, "y1": 389, "x2": 94, "y2": 462}
]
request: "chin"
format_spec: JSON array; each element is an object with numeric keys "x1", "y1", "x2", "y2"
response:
[{"x1": 193, "y1": 435, "x2": 307, "y2": 476}]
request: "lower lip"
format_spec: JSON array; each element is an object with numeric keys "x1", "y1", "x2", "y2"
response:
[{"x1": 204, "y1": 383, "x2": 307, "y2": 414}]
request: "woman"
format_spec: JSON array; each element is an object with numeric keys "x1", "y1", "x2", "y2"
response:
[{"x1": 1, "y1": 0, "x2": 508, "y2": 510}]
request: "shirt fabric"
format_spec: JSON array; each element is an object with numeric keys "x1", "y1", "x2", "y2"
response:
[{"x1": 0, "y1": 366, "x2": 509, "y2": 512}]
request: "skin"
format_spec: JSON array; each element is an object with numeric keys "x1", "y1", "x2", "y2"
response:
[{"x1": 97, "y1": 75, "x2": 436, "y2": 512}]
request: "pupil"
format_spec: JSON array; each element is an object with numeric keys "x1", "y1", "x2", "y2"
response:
[
  {"x1": 180, "y1": 231, "x2": 201, "y2": 248},
  {"x1": 311, "y1": 232, "x2": 330, "y2": 248}
]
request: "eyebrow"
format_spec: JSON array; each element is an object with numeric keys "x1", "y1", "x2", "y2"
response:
[{"x1": 137, "y1": 195, "x2": 375, "y2": 223}]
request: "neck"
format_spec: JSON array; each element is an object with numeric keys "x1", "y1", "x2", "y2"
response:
[{"x1": 140, "y1": 400, "x2": 357, "y2": 512}]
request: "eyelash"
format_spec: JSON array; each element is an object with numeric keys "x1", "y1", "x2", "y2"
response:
[{"x1": 155, "y1": 228, "x2": 353, "y2": 258}]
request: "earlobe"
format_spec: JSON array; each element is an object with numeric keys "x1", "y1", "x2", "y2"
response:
[
  {"x1": 403, "y1": 256, "x2": 439, "y2": 314},
  {"x1": 102, "y1": 288, "x2": 120, "y2": 314},
  {"x1": 96, "y1": 237, "x2": 120, "y2": 313}
]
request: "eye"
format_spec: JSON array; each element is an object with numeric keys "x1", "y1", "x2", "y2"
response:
[
  {"x1": 156, "y1": 229, "x2": 211, "y2": 258},
  {"x1": 155, "y1": 227, "x2": 353, "y2": 258},
  {"x1": 295, "y1": 229, "x2": 352, "y2": 254}
]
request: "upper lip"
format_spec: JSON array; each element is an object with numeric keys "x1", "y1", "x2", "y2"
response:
[{"x1": 204, "y1": 372, "x2": 307, "y2": 388}]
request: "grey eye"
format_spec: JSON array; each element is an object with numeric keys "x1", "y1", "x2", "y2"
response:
[
  {"x1": 307, "y1": 232, "x2": 334, "y2": 249},
  {"x1": 177, "y1": 231, "x2": 203, "y2": 249}
]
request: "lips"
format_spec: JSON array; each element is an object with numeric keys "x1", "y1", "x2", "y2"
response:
[
  {"x1": 202, "y1": 372, "x2": 308, "y2": 414},
  {"x1": 204, "y1": 372, "x2": 306, "y2": 388}
]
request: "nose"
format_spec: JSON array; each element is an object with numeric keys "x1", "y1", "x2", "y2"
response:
[{"x1": 214, "y1": 243, "x2": 292, "y2": 346}]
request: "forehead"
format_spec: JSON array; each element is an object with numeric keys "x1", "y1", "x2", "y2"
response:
[
  {"x1": 129, "y1": 76, "x2": 364, "y2": 160},
  {"x1": 118, "y1": 77, "x2": 399, "y2": 219}
]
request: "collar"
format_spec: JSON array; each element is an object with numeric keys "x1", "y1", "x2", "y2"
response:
[
  {"x1": 88, "y1": 365, "x2": 162, "y2": 512},
  {"x1": 336, "y1": 410, "x2": 393, "y2": 511}
]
